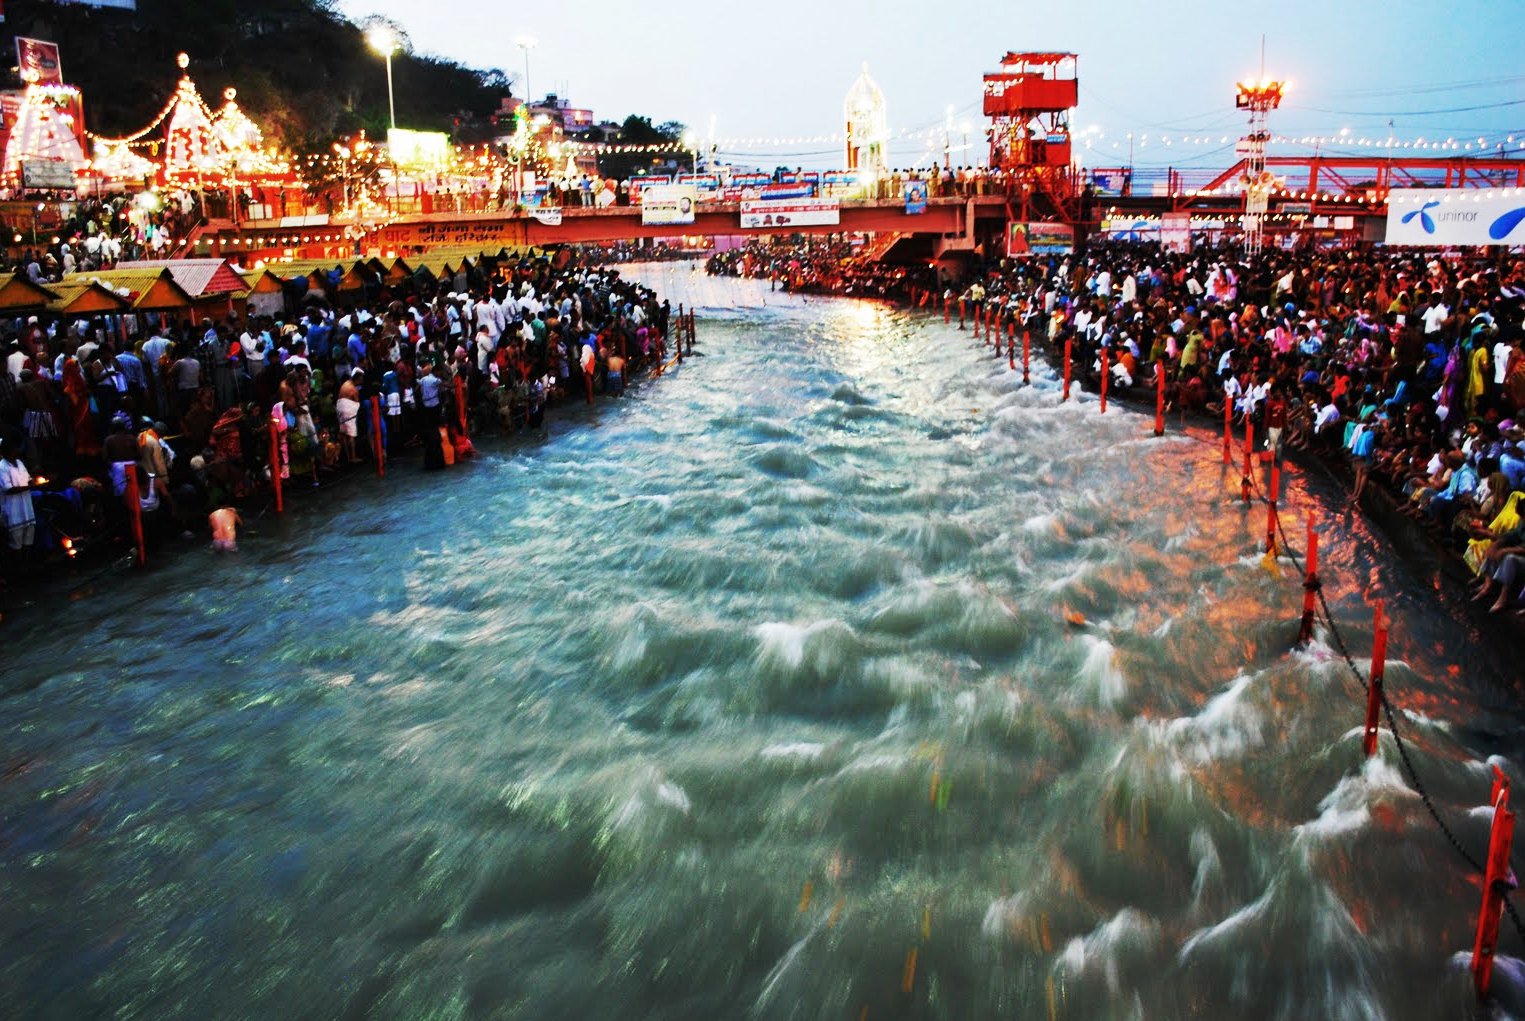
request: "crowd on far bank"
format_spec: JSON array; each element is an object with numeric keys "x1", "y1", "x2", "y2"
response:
[
  {"x1": 0, "y1": 252, "x2": 674, "y2": 589},
  {"x1": 708, "y1": 239, "x2": 1525, "y2": 618},
  {"x1": 706, "y1": 238, "x2": 917, "y2": 299},
  {"x1": 973, "y1": 244, "x2": 1525, "y2": 615}
]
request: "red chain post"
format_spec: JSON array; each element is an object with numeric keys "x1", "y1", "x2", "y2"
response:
[
  {"x1": 1298, "y1": 513, "x2": 1319, "y2": 644},
  {"x1": 1154, "y1": 360, "x2": 1166, "y2": 437},
  {"x1": 944, "y1": 294, "x2": 950, "y2": 324},
  {"x1": 123, "y1": 468, "x2": 146, "y2": 568},
  {"x1": 958, "y1": 297, "x2": 966, "y2": 330},
  {"x1": 1266, "y1": 460, "x2": 1280, "y2": 555},
  {"x1": 1062, "y1": 336, "x2": 1072, "y2": 401},
  {"x1": 1472, "y1": 765, "x2": 1517, "y2": 1001},
  {"x1": 1222, "y1": 398, "x2": 1233, "y2": 465},
  {"x1": 1241, "y1": 410, "x2": 1254, "y2": 504},
  {"x1": 1100, "y1": 346, "x2": 1109, "y2": 414},
  {"x1": 1362, "y1": 601, "x2": 1388, "y2": 758},
  {"x1": 269, "y1": 412, "x2": 284, "y2": 514},
  {"x1": 455, "y1": 375, "x2": 469, "y2": 436},
  {"x1": 370, "y1": 394, "x2": 385, "y2": 479},
  {"x1": 1022, "y1": 329, "x2": 1030, "y2": 385}
]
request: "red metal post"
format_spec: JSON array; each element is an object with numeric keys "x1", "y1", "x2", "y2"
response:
[
  {"x1": 1362, "y1": 601, "x2": 1388, "y2": 758},
  {"x1": 944, "y1": 295, "x2": 951, "y2": 324},
  {"x1": 1100, "y1": 346, "x2": 1109, "y2": 414},
  {"x1": 1473, "y1": 765, "x2": 1517, "y2": 1000},
  {"x1": 123, "y1": 468, "x2": 146, "y2": 568},
  {"x1": 455, "y1": 375, "x2": 468, "y2": 436},
  {"x1": 958, "y1": 298, "x2": 966, "y2": 330},
  {"x1": 1022, "y1": 330, "x2": 1030, "y2": 385},
  {"x1": 1008, "y1": 326, "x2": 1016, "y2": 370},
  {"x1": 1154, "y1": 360, "x2": 1165, "y2": 436},
  {"x1": 687, "y1": 311, "x2": 695, "y2": 354},
  {"x1": 269, "y1": 413, "x2": 284, "y2": 514},
  {"x1": 370, "y1": 394, "x2": 385, "y2": 479},
  {"x1": 1241, "y1": 412, "x2": 1255, "y2": 504},
  {"x1": 1266, "y1": 460, "x2": 1280, "y2": 555},
  {"x1": 1062, "y1": 337, "x2": 1072, "y2": 401},
  {"x1": 1223, "y1": 399, "x2": 1233, "y2": 464},
  {"x1": 1298, "y1": 514, "x2": 1319, "y2": 644},
  {"x1": 993, "y1": 309, "x2": 1004, "y2": 354}
]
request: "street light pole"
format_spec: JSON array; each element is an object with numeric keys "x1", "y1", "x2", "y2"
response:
[
  {"x1": 384, "y1": 50, "x2": 396, "y2": 130},
  {"x1": 366, "y1": 27, "x2": 401, "y2": 131},
  {"x1": 516, "y1": 36, "x2": 538, "y2": 110}
]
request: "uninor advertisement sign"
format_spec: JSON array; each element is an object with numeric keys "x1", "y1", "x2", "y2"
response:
[{"x1": 1385, "y1": 189, "x2": 1525, "y2": 246}]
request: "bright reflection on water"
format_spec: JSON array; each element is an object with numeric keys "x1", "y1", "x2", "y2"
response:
[{"x1": 1, "y1": 264, "x2": 1520, "y2": 1020}]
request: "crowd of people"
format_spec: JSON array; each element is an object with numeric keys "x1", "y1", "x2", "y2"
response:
[
  {"x1": 706, "y1": 237, "x2": 920, "y2": 298},
  {"x1": 946, "y1": 243, "x2": 1525, "y2": 616},
  {"x1": 0, "y1": 252, "x2": 674, "y2": 589},
  {"x1": 706, "y1": 237, "x2": 1525, "y2": 619}
]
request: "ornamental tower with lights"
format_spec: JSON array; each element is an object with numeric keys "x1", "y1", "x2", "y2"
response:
[{"x1": 1235, "y1": 76, "x2": 1285, "y2": 255}]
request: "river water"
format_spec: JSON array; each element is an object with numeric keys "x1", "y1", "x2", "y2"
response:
[{"x1": 2, "y1": 264, "x2": 1521, "y2": 1020}]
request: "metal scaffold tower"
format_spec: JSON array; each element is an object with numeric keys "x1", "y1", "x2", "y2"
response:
[{"x1": 1235, "y1": 59, "x2": 1286, "y2": 254}]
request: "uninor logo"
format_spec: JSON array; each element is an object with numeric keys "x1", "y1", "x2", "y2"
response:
[
  {"x1": 1489, "y1": 206, "x2": 1525, "y2": 241},
  {"x1": 1401, "y1": 200, "x2": 1441, "y2": 233}
]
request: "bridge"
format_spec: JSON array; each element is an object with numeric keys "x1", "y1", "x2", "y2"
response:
[
  {"x1": 188, "y1": 195, "x2": 1012, "y2": 264},
  {"x1": 175, "y1": 151, "x2": 1525, "y2": 265}
]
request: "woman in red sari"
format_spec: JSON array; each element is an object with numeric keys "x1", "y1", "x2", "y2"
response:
[{"x1": 60, "y1": 357, "x2": 101, "y2": 460}]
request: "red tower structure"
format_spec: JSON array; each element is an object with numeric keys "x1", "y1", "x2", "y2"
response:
[{"x1": 984, "y1": 51, "x2": 1078, "y2": 223}]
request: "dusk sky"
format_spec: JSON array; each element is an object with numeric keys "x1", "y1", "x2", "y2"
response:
[{"x1": 340, "y1": 0, "x2": 1525, "y2": 169}]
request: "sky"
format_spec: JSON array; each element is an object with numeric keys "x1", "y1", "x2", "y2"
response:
[{"x1": 339, "y1": 0, "x2": 1525, "y2": 170}]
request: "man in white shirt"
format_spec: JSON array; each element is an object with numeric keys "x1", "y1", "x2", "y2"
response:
[
  {"x1": 1421, "y1": 296, "x2": 1449, "y2": 335},
  {"x1": 1314, "y1": 399, "x2": 1342, "y2": 436},
  {"x1": 1495, "y1": 333, "x2": 1514, "y2": 387}
]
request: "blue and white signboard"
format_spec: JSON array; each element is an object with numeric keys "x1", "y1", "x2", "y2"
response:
[{"x1": 1385, "y1": 189, "x2": 1525, "y2": 246}]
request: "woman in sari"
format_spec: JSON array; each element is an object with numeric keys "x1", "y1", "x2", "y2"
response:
[
  {"x1": 1467, "y1": 489, "x2": 1525, "y2": 575},
  {"x1": 60, "y1": 357, "x2": 100, "y2": 461}
]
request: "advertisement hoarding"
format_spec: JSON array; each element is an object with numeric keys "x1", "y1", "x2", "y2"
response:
[
  {"x1": 626, "y1": 175, "x2": 671, "y2": 205},
  {"x1": 386, "y1": 128, "x2": 450, "y2": 169},
  {"x1": 642, "y1": 184, "x2": 698, "y2": 226},
  {"x1": 15, "y1": 38, "x2": 62, "y2": 86},
  {"x1": 1385, "y1": 189, "x2": 1525, "y2": 246},
  {"x1": 904, "y1": 180, "x2": 927, "y2": 214},
  {"x1": 739, "y1": 198, "x2": 840, "y2": 230},
  {"x1": 1160, "y1": 212, "x2": 1192, "y2": 253}
]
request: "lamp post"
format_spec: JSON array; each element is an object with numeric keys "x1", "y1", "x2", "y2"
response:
[
  {"x1": 516, "y1": 35, "x2": 537, "y2": 109},
  {"x1": 366, "y1": 27, "x2": 400, "y2": 131},
  {"x1": 943, "y1": 104, "x2": 954, "y2": 170}
]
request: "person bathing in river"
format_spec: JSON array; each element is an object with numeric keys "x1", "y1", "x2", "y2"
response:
[{"x1": 209, "y1": 505, "x2": 242, "y2": 553}]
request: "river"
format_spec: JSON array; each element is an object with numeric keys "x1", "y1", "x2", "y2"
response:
[{"x1": 1, "y1": 264, "x2": 1520, "y2": 1020}]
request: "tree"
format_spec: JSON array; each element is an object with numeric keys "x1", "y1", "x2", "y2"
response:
[{"x1": 598, "y1": 115, "x2": 684, "y2": 182}]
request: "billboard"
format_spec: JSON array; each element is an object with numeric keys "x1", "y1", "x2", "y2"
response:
[
  {"x1": 904, "y1": 180, "x2": 927, "y2": 214},
  {"x1": 22, "y1": 159, "x2": 77, "y2": 189},
  {"x1": 1385, "y1": 189, "x2": 1525, "y2": 247},
  {"x1": 739, "y1": 198, "x2": 839, "y2": 230},
  {"x1": 641, "y1": 184, "x2": 698, "y2": 226},
  {"x1": 626, "y1": 174, "x2": 671, "y2": 204},
  {"x1": 16, "y1": 38, "x2": 62, "y2": 86},
  {"x1": 1007, "y1": 221, "x2": 1073, "y2": 255},
  {"x1": 1160, "y1": 212, "x2": 1192, "y2": 253},
  {"x1": 386, "y1": 128, "x2": 450, "y2": 169}
]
